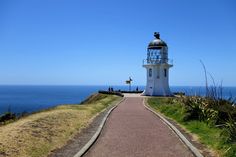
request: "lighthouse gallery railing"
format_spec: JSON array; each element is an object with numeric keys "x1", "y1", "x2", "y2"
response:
[{"x1": 143, "y1": 58, "x2": 173, "y2": 66}]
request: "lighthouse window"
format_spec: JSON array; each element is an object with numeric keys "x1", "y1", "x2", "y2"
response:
[
  {"x1": 164, "y1": 69, "x2": 167, "y2": 77},
  {"x1": 157, "y1": 69, "x2": 160, "y2": 79},
  {"x1": 149, "y1": 68, "x2": 152, "y2": 77}
]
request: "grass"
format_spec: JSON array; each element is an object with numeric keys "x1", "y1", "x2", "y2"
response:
[
  {"x1": 148, "y1": 97, "x2": 236, "y2": 157},
  {"x1": 0, "y1": 93, "x2": 121, "y2": 157}
]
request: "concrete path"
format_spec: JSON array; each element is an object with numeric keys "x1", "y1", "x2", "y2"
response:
[{"x1": 84, "y1": 95, "x2": 194, "y2": 157}]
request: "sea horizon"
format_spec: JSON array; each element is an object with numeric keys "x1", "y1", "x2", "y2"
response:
[
  {"x1": 0, "y1": 84, "x2": 235, "y2": 87},
  {"x1": 0, "y1": 85, "x2": 235, "y2": 115}
]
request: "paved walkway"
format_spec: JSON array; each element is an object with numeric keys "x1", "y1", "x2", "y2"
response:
[{"x1": 84, "y1": 95, "x2": 194, "y2": 157}]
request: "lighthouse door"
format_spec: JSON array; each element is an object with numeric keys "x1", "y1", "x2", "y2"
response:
[{"x1": 149, "y1": 86, "x2": 153, "y2": 96}]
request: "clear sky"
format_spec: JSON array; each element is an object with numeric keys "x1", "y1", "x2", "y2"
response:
[{"x1": 0, "y1": 0, "x2": 236, "y2": 86}]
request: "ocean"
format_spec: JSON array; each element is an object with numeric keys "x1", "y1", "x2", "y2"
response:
[{"x1": 0, "y1": 85, "x2": 235, "y2": 115}]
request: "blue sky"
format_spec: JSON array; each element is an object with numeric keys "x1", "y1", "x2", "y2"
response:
[{"x1": 0, "y1": 0, "x2": 236, "y2": 86}]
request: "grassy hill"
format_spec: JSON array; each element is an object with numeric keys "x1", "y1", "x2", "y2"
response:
[{"x1": 0, "y1": 93, "x2": 121, "y2": 157}]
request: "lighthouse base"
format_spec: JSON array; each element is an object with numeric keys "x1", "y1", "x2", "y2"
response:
[{"x1": 143, "y1": 88, "x2": 172, "y2": 97}]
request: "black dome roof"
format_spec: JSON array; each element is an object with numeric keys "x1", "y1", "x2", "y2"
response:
[{"x1": 148, "y1": 32, "x2": 167, "y2": 49}]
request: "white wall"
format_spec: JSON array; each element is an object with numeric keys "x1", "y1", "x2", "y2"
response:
[{"x1": 144, "y1": 64, "x2": 172, "y2": 96}]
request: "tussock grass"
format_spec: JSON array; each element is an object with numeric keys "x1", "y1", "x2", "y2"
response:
[
  {"x1": 0, "y1": 93, "x2": 120, "y2": 157},
  {"x1": 148, "y1": 97, "x2": 236, "y2": 157}
]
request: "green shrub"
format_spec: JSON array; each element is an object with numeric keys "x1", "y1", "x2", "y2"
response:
[
  {"x1": 177, "y1": 95, "x2": 236, "y2": 142},
  {"x1": 0, "y1": 112, "x2": 16, "y2": 124}
]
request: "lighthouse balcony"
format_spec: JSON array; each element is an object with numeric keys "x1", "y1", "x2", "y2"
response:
[{"x1": 143, "y1": 58, "x2": 173, "y2": 66}]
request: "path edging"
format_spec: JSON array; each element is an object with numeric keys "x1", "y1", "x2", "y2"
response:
[
  {"x1": 143, "y1": 99, "x2": 204, "y2": 157},
  {"x1": 73, "y1": 98, "x2": 125, "y2": 157}
]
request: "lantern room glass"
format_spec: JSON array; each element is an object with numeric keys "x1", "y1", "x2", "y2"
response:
[{"x1": 147, "y1": 49, "x2": 161, "y2": 64}]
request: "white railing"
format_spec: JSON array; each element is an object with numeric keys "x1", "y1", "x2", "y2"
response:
[{"x1": 143, "y1": 58, "x2": 173, "y2": 65}]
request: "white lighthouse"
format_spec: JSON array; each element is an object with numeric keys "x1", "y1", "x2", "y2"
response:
[{"x1": 143, "y1": 32, "x2": 173, "y2": 96}]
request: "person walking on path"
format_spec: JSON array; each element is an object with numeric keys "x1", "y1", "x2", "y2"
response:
[{"x1": 84, "y1": 95, "x2": 194, "y2": 157}]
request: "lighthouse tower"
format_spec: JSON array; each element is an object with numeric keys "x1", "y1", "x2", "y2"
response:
[{"x1": 143, "y1": 32, "x2": 173, "y2": 96}]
